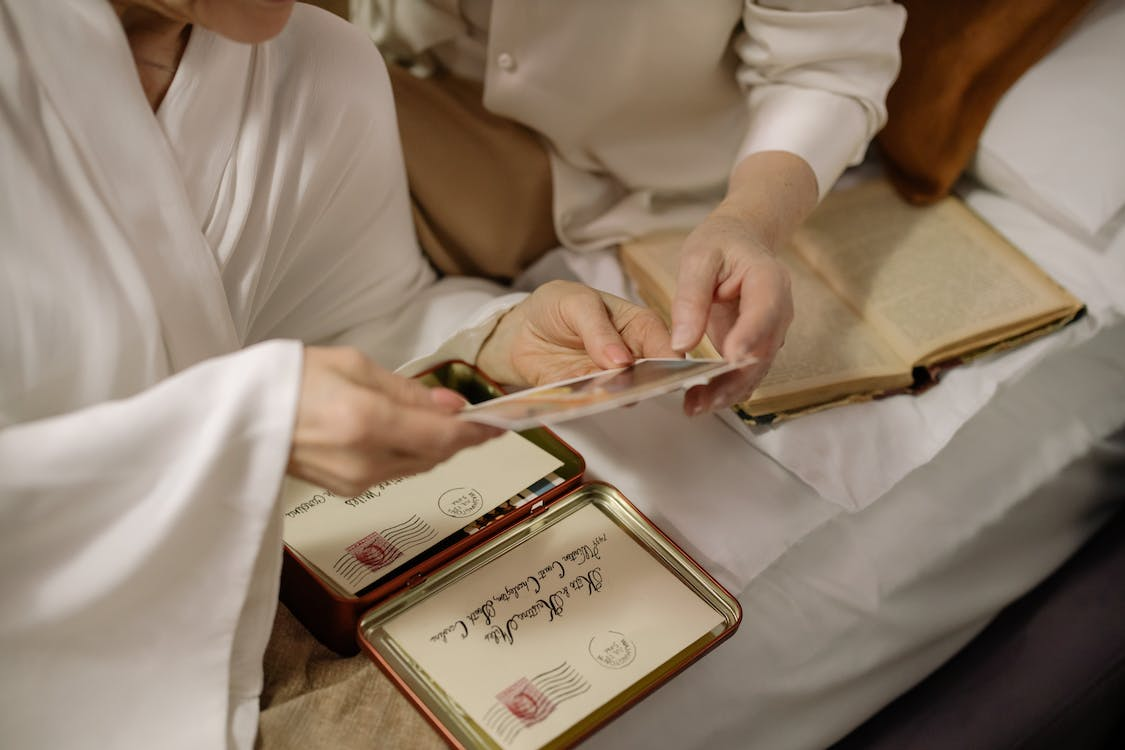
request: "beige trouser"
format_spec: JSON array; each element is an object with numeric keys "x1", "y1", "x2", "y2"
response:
[{"x1": 387, "y1": 64, "x2": 558, "y2": 281}]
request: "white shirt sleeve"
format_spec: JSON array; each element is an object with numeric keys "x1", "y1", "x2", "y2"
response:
[
  {"x1": 734, "y1": 0, "x2": 906, "y2": 198},
  {"x1": 0, "y1": 341, "x2": 302, "y2": 749}
]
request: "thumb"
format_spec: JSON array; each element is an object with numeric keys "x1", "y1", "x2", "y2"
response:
[
  {"x1": 427, "y1": 387, "x2": 471, "y2": 412},
  {"x1": 342, "y1": 352, "x2": 464, "y2": 413},
  {"x1": 373, "y1": 372, "x2": 468, "y2": 414},
  {"x1": 670, "y1": 247, "x2": 719, "y2": 353}
]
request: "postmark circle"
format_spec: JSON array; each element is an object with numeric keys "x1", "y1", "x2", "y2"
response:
[
  {"x1": 588, "y1": 630, "x2": 637, "y2": 669},
  {"x1": 438, "y1": 487, "x2": 484, "y2": 518}
]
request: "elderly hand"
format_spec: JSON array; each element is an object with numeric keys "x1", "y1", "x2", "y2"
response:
[
  {"x1": 288, "y1": 346, "x2": 503, "y2": 496},
  {"x1": 670, "y1": 151, "x2": 818, "y2": 414},
  {"x1": 476, "y1": 280, "x2": 678, "y2": 388}
]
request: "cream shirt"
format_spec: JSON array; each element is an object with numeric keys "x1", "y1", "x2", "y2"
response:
[{"x1": 352, "y1": 0, "x2": 906, "y2": 249}]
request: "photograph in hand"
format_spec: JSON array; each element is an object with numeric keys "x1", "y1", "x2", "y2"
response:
[{"x1": 458, "y1": 358, "x2": 754, "y2": 431}]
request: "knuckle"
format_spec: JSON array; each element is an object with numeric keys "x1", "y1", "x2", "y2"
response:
[
  {"x1": 334, "y1": 413, "x2": 368, "y2": 449},
  {"x1": 538, "y1": 279, "x2": 565, "y2": 295},
  {"x1": 336, "y1": 396, "x2": 384, "y2": 449},
  {"x1": 433, "y1": 423, "x2": 492, "y2": 460},
  {"x1": 396, "y1": 458, "x2": 437, "y2": 479},
  {"x1": 428, "y1": 427, "x2": 466, "y2": 459},
  {"x1": 634, "y1": 307, "x2": 666, "y2": 329},
  {"x1": 398, "y1": 377, "x2": 435, "y2": 406},
  {"x1": 332, "y1": 346, "x2": 370, "y2": 376},
  {"x1": 333, "y1": 462, "x2": 372, "y2": 498},
  {"x1": 541, "y1": 279, "x2": 579, "y2": 296},
  {"x1": 337, "y1": 479, "x2": 368, "y2": 499}
]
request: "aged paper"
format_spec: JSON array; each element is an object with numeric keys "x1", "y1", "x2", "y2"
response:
[
  {"x1": 383, "y1": 503, "x2": 725, "y2": 750},
  {"x1": 281, "y1": 432, "x2": 564, "y2": 595},
  {"x1": 794, "y1": 180, "x2": 1075, "y2": 364},
  {"x1": 749, "y1": 249, "x2": 911, "y2": 409},
  {"x1": 619, "y1": 231, "x2": 910, "y2": 415},
  {"x1": 619, "y1": 179, "x2": 1081, "y2": 420}
]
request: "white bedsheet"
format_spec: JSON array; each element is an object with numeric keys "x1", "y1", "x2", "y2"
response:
[{"x1": 512, "y1": 184, "x2": 1125, "y2": 749}]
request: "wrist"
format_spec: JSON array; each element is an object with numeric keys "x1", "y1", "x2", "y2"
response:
[{"x1": 722, "y1": 150, "x2": 819, "y2": 252}]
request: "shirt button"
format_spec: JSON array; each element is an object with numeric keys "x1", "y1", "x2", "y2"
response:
[{"x1": 496, "y1": 52, "x2": 516, "y2": 72}]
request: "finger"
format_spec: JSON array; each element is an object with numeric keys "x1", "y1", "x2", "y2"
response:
[
  {"x1": 670, "y1": 240, "x2": 721, "y2": 353},
  {"x1": 683, "y1": 358, "x2": 771, "y2": 416},
  {"x1": 360, "y1": 361, "x2": 472, "y2": 414},
  {"x1": 319, "y1": 381, "x2": 494, "y2": 465},
  {"x1": 367, "y1": 366, "x2": 461, "y2": 412},
  {"x1": 621, "y1": 307, "x2": 679, "y2": 359},
  {"x1": 290, "y1": 449, "x2": 433, "y2": 498},
  {"x1": 327, "y1": 347, "x2": 451, "y2": 412},
  {"x1": 293, "y1": 349, "x2": 502, "y2": 496},
  {"x1": 720, "y1": 266, "x2": 792, "y2": 362},
  {"x1": 373, "y1": 399, "x2": 503, "y2": 461},
  {"x1": 562, "y1": 292, "x2": 636, "y2": 369},
  {"x1": 287, "y1": 451, "x2": 360, "y2": 497},
  {"x1": 428, "y1": 387, "x2": 471, "y2": 412},
  {"x1": 287, "y1": 438, "x2": 411, "y2": 498},
  {"x1": 597, "y1": 293, "x2": 678, "y2": 360},
  {"x1": 703, "y1": 302, "x2": 738, "y2": 359}
]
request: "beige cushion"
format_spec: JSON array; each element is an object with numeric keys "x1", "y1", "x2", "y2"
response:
[{"x1": 259, "y1": 604, "x2": 445, "y2": 749}]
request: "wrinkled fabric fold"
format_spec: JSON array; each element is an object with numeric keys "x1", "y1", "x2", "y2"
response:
[{"x1": 0, "y1": 4, "x2": 512, "y2": 748}]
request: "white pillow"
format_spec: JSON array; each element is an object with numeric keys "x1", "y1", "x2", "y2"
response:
[{"x1": 970, "y1": 0, "x2": 1125, "y2": 242}]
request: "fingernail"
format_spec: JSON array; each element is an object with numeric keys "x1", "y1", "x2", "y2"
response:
[
  {"x1": 607, "y1": 344, "x2": 633, "y2": 366},
  {"x1": 671, "y1": 324, "x2": 693, "y2": 352},
  {"x1": 685, "y1": 396, "x2": 703, "y2": 417},
  {"x1": 430, "y1": 389, "x2": 469, "y2": 409}
]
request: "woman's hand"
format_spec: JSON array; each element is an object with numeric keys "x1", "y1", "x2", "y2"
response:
[
  {"x1": 287, "y1": 346, "x2": 503, "y2": 496},
  {"x1": 672, "y1": 212, "x2": 792, "y2": 415},
  {"x1": 476, "y1": 280, "x2": 677, "y2": 388},
  {"x1": 671, "y1": 151, "x2": 817, "y2": 414}
]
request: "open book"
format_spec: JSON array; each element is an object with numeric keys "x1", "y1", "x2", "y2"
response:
[{"x1": 619, "y1": 178, "x2": 1084, "y2": 423}]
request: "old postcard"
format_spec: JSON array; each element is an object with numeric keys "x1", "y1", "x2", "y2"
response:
[
  {"x1": 281, "y1": 432, "x2": 564, "y2": 595},
  {"x1": 382, "y1": 502, "x2": 726, "y2": 750},
  {"x1": 459, "y1": 358, "x2": 752, "y2": 431}
]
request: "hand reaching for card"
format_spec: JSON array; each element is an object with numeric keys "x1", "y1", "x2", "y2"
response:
[
  {"x1": 475, "y1": 280, "x2": 679, "y2": 389},
  {"x1": 288, "y1": 347, "x2": 503, "y2": 496}
]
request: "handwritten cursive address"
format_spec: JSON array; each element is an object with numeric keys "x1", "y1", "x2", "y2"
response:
[{"x1": 426, "y1": 532, "x2": 609, "y2": 647}]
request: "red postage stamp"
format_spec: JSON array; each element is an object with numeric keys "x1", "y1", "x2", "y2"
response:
[
  {"x1": 346, "y1": 529, "x2": 402, "y2": 570},
  {"x1": 496, "y1": 677, "x2": 556, "y2": 727}
]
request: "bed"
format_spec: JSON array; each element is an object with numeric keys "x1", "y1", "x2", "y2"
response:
[{"x1": 258, "y1": 3, "x2": 1125, "y2": 748}]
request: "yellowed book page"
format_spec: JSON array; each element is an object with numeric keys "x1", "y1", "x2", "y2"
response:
[
  {"x1": 281, "y1": 432, "x2": 564, "y2": 595},
  {"x1": 747, "y1": 249, "x2": 912, "y2": 412},
  {"x1": 793, "y1": 179, "x2": 1079, "y2": 366},
  {"x1": 383, "y1": 502, "x2": 724, "y2": 750},
  {"x1": 619, "y1": 231, "x2": 910, "y2": 413}
]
